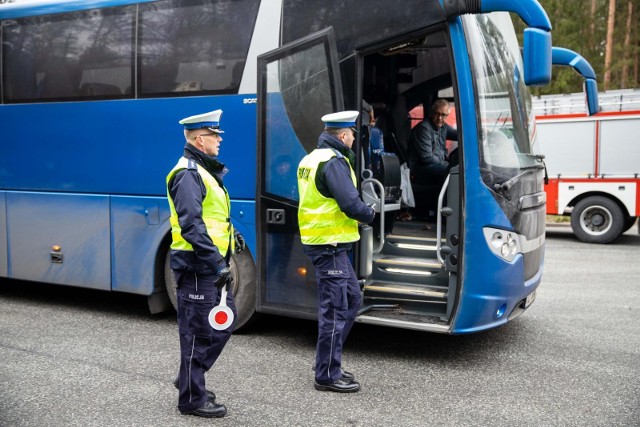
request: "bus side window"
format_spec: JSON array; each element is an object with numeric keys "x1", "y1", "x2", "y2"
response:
[
  {"x1": 37, "y1": 61, "x2": 78, "y2": 99},
  {"x1": 3, "y1": 25, "x2": 39, "y2": 101},
  {"x1": 3, "y1": 6, "x2": 135, "y2": 102},
  {"x1": 138, "y1": 0, "x2": 260, "y2": 97}
]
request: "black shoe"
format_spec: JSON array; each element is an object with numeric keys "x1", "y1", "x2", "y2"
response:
[
  {"x1": 181, "y1": 401, "x2": 227, "y2": 418},
  {"x1": 340, "y1": 369, "x2": 355, "y2": 382},
  {"x1": 314, "y1": 379, "x2": 361, "y2": 393},
  {"x1": 311, "y1": 366, "x2": 355, "y2": 382},
  {"x1": 173, "y1": 377, "x2": 216, "y2": 402}
]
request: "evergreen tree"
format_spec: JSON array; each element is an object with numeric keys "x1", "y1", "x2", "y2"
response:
[{"x1": 513, "y1": 0, "x2": 639, "y2": 94}]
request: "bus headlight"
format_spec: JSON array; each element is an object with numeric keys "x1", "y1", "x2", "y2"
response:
[{"x1": 484, "y1": 227, "x2": 522, "y2": 262}]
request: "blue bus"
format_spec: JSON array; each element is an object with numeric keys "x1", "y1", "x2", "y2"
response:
[{"x1": 0, "y1": 0, "x2": 553, "y2": 333}]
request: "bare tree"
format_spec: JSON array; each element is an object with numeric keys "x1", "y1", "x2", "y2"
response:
[
  {"x1": 603, "y1": 0, "x2": 617, "y2": 89},
  {"x1": 590, "y1": 0, "x2": 598, "y2": 51},
  {"x1": 632, "y1": 0, "x2": 639, "y2": 86},
  {"x1": 620, "y1": 1, "x2": 633, "y2": 88}
]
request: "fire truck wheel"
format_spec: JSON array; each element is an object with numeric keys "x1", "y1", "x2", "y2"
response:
[
  {"x1": 570, "y1": 196, "x2": 624, "y2": 244},
  {"x1": 164, "y1": 248, "x2": 258, "y2": 331},
  {"x1": 622, "y1": 216, "x2": 637, "y2": 234}
]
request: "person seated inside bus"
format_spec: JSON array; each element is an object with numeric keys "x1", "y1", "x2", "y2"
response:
[
  {"x1": 407, "y1": 98, "x2": 458, "y2": 189},
  {"x1": 362, "y1": 100, "x2": 376, "y2": 126}
]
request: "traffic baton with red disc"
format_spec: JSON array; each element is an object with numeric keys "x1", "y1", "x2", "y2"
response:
[{"x1": 208, "y1": 284, "x2": 234, "y2": 330}]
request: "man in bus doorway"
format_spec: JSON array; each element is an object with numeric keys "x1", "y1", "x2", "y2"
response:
[
  {"x1": 408, "y1": 98, "x2": 458, "y2": 188},
  {"x1": 297, "y1": 111, "x2": 376, "y2": 393},
  {"x1": 166, "y1": 108, "x2": 245, "y2": 418}
]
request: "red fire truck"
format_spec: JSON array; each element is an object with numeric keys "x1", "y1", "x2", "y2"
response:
[{"x1": 535, "y1": 90, "x2": 640, "y2": 243}]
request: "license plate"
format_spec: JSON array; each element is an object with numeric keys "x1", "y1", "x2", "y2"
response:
[{"x1": 524, "y1": 291, "x2": 536, "y2": 308}]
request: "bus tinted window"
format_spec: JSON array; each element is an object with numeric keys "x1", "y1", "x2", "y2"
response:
[
  {"x1": 282, "y1": 0, "x2": 440, "y2": 56},
  {"x1": 138, "y1": 0, "x2": 259, "y2": 97},
  {"x1": 2, "y1": 7, "x2": 135, "y2": 102}
]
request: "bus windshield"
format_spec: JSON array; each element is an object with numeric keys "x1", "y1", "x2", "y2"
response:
[{"x1": 464, "y1": 13, "x2": 538, "y2": 188}]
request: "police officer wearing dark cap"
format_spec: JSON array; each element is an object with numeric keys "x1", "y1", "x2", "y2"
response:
[
  {"x1": 297, "y1": 111, "x2": 375, "y2": 393},
  {"x1": 166, "y1": 109, "x2": 246, "y2": 418}
]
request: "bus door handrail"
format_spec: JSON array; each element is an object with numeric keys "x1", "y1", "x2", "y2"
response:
[
  {"x1": 436, "y1": 174, "x2": 451, "y2": 265},
  {"x1": 361, "y1": 176, "x2": 385, "y2": 254}
]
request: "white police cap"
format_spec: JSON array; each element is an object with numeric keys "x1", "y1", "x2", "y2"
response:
[
  {"x1": 179, "y1": 109, "x2": 224, "y2": 133},
  {"x1": 321, "y1": 110, "x2": 359, "y2": 128}
]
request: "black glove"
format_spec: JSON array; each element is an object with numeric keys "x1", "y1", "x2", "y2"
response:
[
  {"x1": 214, "y1": 267, "x2": 232, "y2": 289},
  {"x1": 235, "y1": 232, "x2": 246, "y2": 253}
]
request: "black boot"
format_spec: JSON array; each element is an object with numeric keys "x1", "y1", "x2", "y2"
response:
[{"x1": 181, "y1": 401, "x2": 227, "y2": 418}]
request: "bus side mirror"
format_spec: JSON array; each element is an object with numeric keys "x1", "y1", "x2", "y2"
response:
[
  {"x1": 584, "y1": 79, "x2": 599, "y2": 116},
  {"x1": 522, "y1": 28, "x2": 551, "y2": 86}
]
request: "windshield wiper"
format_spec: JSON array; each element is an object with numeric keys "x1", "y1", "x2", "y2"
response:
[
  {"x1": 493, "y1": 168, "x2": 539, "y2": 194},
  {"x1": 493, "y1": 156, "x2": 548, "y2": 195}
]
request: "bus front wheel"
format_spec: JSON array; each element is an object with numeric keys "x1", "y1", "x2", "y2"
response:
[
  {"x1": 163, "y1": 249, "x2": 257, "y2": 331},
  {"x1": 570, "y1": 196, "x2": 624, "y2": 244}
]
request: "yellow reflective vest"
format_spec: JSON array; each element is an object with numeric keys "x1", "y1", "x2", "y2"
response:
[
  {"x1": 166, "y1": 157, "x2": 234, "y2": 257},
  {"x1": 297, "y1": 148, "x2": 360, "y2": 245}
]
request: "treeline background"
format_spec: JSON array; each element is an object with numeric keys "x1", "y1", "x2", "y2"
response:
[{"x1": 513, "y1": 0, "x2": 640, "y2": 95}]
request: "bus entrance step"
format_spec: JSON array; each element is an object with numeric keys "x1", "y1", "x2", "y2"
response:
[
  {"x1": 382, "y1": 234, "x2": 444, "y2": 257},
  {"x1": 363, "y1": 282, "x2": 447, "y2": 302},
  {"x1": 371, "y1": 256, "x2": 445, "y2": 285}
]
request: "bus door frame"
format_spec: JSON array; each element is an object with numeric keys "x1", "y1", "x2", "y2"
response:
[{"x1": 255, "y1": 28, "x2": 345, "y2": 316}]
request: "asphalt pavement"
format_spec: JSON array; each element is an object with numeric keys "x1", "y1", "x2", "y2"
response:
[{"x1": 0, "y1": 225, "x2": 638, "y2": 426}]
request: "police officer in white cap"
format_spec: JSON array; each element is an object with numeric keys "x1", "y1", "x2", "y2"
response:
[
  {"x1": 166, "y1": 109, "x2": 246, "y2": 418},
  {"x1": 297, "y1": 110, "x2": 375, "y2": 393}
]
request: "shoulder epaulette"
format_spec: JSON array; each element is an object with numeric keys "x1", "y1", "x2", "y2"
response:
[
  {"x1": 330, "y1": 148, "x2": 344, "y2": 159},
  {"x1": 186, "y1": 158, "x2": 198, "y2": 170}
]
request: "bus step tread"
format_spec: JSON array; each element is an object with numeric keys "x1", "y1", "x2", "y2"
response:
[
  {"x1": 374, "y1": 256, "x2": 442, "y2": 270},
  {"x1": 386, "y1": 234, "x2": 445, "y2": 243},
  {"x1": 363, "y1": 282, "x2": 447, "y2": 299}
]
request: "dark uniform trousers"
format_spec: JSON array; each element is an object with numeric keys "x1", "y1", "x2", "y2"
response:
[
  {"x1": 173, "y1": 269, "x2": 237, "y2": 413},
  {"x1": 306, "y1": 246, "x2": 361, "y2": 384}
]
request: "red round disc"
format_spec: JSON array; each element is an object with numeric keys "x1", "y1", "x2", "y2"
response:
[{"x1": 214, "y1": 311, "x2": 228, "y2": 325}]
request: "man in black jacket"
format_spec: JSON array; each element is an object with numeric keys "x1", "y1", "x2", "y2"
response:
[{"x1": 408, "y1": 98, "x2": 458, "y2": 188}]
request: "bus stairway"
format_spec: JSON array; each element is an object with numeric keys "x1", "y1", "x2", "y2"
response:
[
  {"x1": 381, "y1": 233, "x2": 443, "y2": 258},
  {"x1": 361, "y1": 234, "x2": 449, "y2": 311}
]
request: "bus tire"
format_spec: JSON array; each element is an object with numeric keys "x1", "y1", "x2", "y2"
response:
[
  {"x1": 228, "y1": 249, "x2": 258, "y2": 331},
  {"x1": 164, "y1": 250, "x2": 178, "y2": 310},
  {"x1": 570, "y1": 196, "x2": 624, "y2": 244},
  {"x1": 622, "y1": 216, "x2": 637, "y2": 234},
  {"x1": 163, "y1": 248, "x2": 257, "y2": 331}
]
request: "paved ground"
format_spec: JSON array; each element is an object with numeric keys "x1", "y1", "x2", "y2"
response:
[{"x1": 0, "y1": 225, "x2": 638, "y2": 426}]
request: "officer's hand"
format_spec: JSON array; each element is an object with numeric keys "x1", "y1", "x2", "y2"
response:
[
  {"x1": 235, "y1": 233, "x2": 246, "y2": 253},
  {"x1": 214, "y1": 267, "x2": 232, "y2": 289}
]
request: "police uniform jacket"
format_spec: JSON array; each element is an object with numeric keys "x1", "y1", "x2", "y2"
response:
[
  {"x1": 167, "y1": 143, "x2": 229, "y2": 274},
  {"x1": 303, "y1": 132, "x2": 375, "y2": 252}
]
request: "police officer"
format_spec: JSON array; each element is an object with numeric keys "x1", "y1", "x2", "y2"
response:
[
  {"x1": 297, "y1": 111, "x2": 375, "y2": 393},
  {"x1": 166, "y1": 109, "x2": 246, "y2": 418}
]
